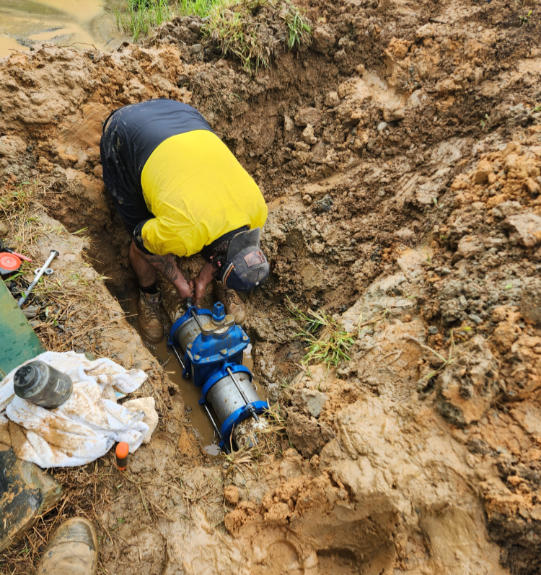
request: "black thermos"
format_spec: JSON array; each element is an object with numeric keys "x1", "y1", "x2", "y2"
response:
[{"x1": 13, "y1": 361, "x2": 72, "y2": 409}]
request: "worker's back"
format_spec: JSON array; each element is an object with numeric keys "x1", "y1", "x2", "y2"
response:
[{"x1": 101, "y1": 99, "x2": 267, "y2": 257}]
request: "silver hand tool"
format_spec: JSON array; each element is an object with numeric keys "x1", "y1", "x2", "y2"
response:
[{"x1": 18, "y1": 250, "x2": 59, "y2": 308}]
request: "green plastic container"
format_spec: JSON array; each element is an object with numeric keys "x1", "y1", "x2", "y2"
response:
[{"x1": 0, "y1": 279, "x2": 43, "y2": 378}]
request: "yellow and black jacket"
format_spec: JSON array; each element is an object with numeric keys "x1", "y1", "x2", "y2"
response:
[{"x1": 100, "y1": 99, "x2": 267, "y2": 257}]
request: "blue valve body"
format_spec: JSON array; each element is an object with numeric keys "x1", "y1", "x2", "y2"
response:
[{"x1": 168, "y1": 304, "x2": 268, "y2": 449}]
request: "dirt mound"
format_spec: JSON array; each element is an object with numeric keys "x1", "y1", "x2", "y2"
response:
[{"x1": 0, "y1": 0, "x2": 540, "y2": 573}]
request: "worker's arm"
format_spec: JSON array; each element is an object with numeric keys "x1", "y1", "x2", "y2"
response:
[
  {"x1": 144, "y1": 252, "x2": 194, "y2": 299},
  {"x1": 194, "y1": 261, "x2": 216, "y2": 305},
  {"x1": 130, "y1": 239, "x2": 194, "y2": 299},
  {"x1": 132, "y1": 220, "x2": 194, "y2": 299}
]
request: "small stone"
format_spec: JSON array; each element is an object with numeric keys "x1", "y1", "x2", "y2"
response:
[
  {"x1": 469, "y1": 314, "x2": 483, "y2": 325},
  {"x1": 383, "y1": 106, "x2": 405, "y2": 122},
  {"x1": 428, "y1": 326, "x2": 439, "y2": 335},
  {"x1": 0, "y1": 135, "x2": 26, "y2": 159},
  {"x1": 283, "y1": 115, "x2": 294, "y2": 132},
  {"x1": 394, "y1": 227, "x2": 416, "y2": 242},
  {"x1": 524, "y1": 177, "x2": 540, "y2": 196},
  {"x1": 312, "y1": 241, "x2": 324, "y2": 255},
  {"x1": 300, "y1": 389, "x2": 328, "y2": 418},
  {"x1": 312, "y1": 26, "x2": 336, "y2": 54},
  {"x1": 333, "y1": 49, "x2": 347, "y2": 63},
  {"x1": 504, "y1": 213, "x2": 541, "y2": 247},
  {"x1": 188, "y1": 20, "x2": 202, "y2": 33},
  {"x1": 314, "y1": 194, "x2": 333, "y2": 214},
  {"x1": 294, "y1": 141, "x2": 311, "y2": 152},
  {"x1": 520, "y1": 279, "x2": 541, "y2": 326},
  {"x1": 377, "y1": 121, "x2": 388, "y2": 132},
  {"x1": 473, "y1": 159, "x2": 493, "y2": 185},
  {"x1": 457, "y1": 235, "x2": 484, "y2": 258},
  {"x1": 302, "y1": 124, "x2": 318, "y2": 145},
  {"x1": 324, "y1": 91, "x2": 339, "y2": 107},
  {"x1": 495, "y1": 201, "x2": 523, "y2": 217},
  {"x1": 295, "y1": 107, "x2": 321, "y2": 128},
  {"x1": 22, "y1": 305, "x2": 39, "y2": 319}
]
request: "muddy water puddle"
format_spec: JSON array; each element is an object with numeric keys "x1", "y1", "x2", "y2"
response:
[
  {"x1": 152, "y1": 337, "x2": 221, "y2": 454},
  {"x1": 0, "y1": 0, "x2": 124, "y2": 58}
]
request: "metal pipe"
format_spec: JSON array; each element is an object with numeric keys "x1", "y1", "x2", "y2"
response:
[
  {"x1": 202, "y1": 403, "x2": 222, "y2": 440},
  {"x1": 171, "y1": 341, "x2": 222, "y2": 440},
  {"x1": 171, "y1": 346, "x2": 185, "y2": 370},
  {"x1": 226, "y1": 366, "x2": 259, "y2": 421},
  {"x1": 168, "y1": 302, "x2": 268, "y2": 450}
]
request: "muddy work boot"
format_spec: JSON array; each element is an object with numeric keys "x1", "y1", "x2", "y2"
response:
[
  {"x1": 137, "y1": 290, "x2": 163, "y2": 342},
  {"x1": 215, "y1": 285, "x2": 246, "y2": 324},
  {"x1": 37, "y1": 517, "x2": 98, "y2": 575}
]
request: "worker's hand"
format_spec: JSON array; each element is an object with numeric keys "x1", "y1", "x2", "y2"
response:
[
  {"x1": 175, "y1": 276, "x2": 194, "y2": 300},
  {"x1": 194, "y1": 278, "x2": 207, "y2": 305},
  {"x1": 194, "y1": 262, "x2": 215, "y2": 305}
]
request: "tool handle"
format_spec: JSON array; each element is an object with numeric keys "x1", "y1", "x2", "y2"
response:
[
  {"x1": 7, "y1": 249, "x2": 32, "y2": 262},
  {"x1": 18, "y1": 250, "x2": 59, "y2": 307}
]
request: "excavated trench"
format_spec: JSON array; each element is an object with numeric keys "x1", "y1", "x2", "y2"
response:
[
  {"x1": 1, "y1": 0, "x2": 540, "y2": 573},
  {"x1": 32, "y1": 55, "x2": 356, "y2": 449}
]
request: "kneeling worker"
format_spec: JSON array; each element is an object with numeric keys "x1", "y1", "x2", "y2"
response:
[{"x1": 100, "y1": 99, "x2": 269, "y2": 342}]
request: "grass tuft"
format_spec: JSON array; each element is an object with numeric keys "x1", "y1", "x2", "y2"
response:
[
  {"x1": 113, "y1": 0, "x2": 311, "y2": 67},
  {"x1": 204, "y1": 0, "x2": 311, "y2": 70},
  {"x1": 287, "y1": 298, "x2": 355, "y2": 368},
  {"x1": 283, "y1": 5, "x2": 311, "y2": 49},
  {"x1": 116, "y1": 0, "x2": 172, "y2": 41},
  {"x1": 177, "y1": 0, "x2": 219, "y2": 17}
]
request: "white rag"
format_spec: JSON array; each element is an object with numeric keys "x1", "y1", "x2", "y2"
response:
[{"x1": 0, "y1": 351, "x2": 158, "y2": 468}]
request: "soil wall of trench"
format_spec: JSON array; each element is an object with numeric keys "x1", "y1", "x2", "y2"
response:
[{"x1": 0, "y1": 0, "x2": 540, "y2": 574}]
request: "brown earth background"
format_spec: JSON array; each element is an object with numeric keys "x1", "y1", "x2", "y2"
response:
[{"x1": 0, "y1": 0, "x2": 540, "y2": 574}]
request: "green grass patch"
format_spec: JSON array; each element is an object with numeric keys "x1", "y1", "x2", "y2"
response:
[
  {"x1": 115, "y1": 0, "x2": 173, "y2": 41},
  {"x1": 204, "y1": 0, "x2": 311, "y2": 70},
  {"x1": 283, "y1": 5, "x2": 311, "y2": 49},
  {"x1": 113, "y1": 0, "x2": 311, "y2": 69},
  {"x1": 177, "y1": 0, "x2": 220, "y2": 17},
  {"x1": 288, "y1": 299, "x2": 355, "y2": 368}
]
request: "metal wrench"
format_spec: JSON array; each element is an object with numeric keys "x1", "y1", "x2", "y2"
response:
[{"x1": 18, "y1": 250, "x2": 59, "y2": 307}]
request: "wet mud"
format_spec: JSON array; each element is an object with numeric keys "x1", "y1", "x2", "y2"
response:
[
  {"x1": 0, "y1": 0, "x2": 540, "y2": 573},
  {"x1": 0, "y1": 0, "x2": 123, "y2": 58}
]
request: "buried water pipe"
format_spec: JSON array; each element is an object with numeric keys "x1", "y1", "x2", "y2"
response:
[{"x1": 168, "y1": 300, "x2": 268, "y2": 451}]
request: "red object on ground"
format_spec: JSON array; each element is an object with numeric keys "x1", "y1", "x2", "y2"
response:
[
  {"x1": 115, "y1": 442, "x2": 129, "y2": 471},
  {"x1": 0, "y1": 252, "x2": 22, "y2": 274}
]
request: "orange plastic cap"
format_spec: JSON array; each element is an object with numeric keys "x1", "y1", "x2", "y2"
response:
[{"x1": 115, "y1": 442, "x2": 129, "y2": 459}]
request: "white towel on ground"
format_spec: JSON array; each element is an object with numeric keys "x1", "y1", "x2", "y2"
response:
[{"x1": 0, "y1": 351, "x2": 157, "y2": 468}]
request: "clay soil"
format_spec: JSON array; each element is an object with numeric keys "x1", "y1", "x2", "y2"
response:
[{"x1": 0, "y1": 0, "x2": 540, "y2": 574}]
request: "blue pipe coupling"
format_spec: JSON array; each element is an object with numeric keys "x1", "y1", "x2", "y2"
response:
[{"x1": 168, "y1": 302, "x2": 268, "y2": 449}]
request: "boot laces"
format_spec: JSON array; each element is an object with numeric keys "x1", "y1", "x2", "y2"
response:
[{"x1": 140, "y1": 291, "x2": 161, "y2": 319}]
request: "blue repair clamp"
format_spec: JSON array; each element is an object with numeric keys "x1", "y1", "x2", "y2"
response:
[{"x1": 219, "y1": 400, "x2": 269, "y2": 449}]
